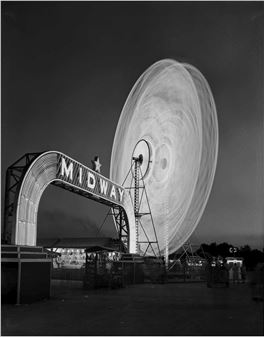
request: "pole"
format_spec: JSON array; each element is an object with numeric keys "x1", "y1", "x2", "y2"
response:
[
  {"x1": 134, "y1": 159, "x2": 139, "y2": 253},
  {"x1": 164, "y1": 198, "x2": 169, "y2": 270}
]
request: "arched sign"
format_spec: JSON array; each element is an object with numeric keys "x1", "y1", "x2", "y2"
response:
[{"x1": 13, "y1": 151, "x2": 137, "y2": 253}]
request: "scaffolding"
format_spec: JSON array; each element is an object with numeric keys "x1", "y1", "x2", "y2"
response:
[
  {"x1": 127, "y1": 156, "x2": 161, "y2": 257},
  {"x1": 98, "y1": 155, "x2": 161, "y2": 257},
  {"x1": 3, "y1": 152, "x2": 42, "y2": 244},
  {"x1": 168, "y1": 241, "x2": 207, "y2": 271}
]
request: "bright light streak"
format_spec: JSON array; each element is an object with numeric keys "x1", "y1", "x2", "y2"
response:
[
  {"x1": 110, "y1": 59, "x2": 218, "y2": 255},
  {"x1": 14, "y1": 151, "x2": 137, "y2": 252}
]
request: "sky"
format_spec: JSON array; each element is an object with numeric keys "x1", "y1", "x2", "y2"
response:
[{"x1": 2, "y1": 2, "x2": 264, "y2": 249}]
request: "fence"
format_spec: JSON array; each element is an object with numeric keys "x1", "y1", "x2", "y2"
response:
[
  {"x1": 168, "y1": 260, "x2": 207, "y2": 282},
  {"x1": 51, "y1": 257, "x2": 167, "y2": 289}
]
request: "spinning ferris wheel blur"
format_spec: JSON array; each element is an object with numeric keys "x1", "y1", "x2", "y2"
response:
[{"x1": 110, "y1": 59, "x2": 218, "y2": 257}]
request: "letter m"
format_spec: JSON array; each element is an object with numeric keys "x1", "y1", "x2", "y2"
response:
[{"x1": 61, "y1": 157, "x2": 73, "y2": 181}]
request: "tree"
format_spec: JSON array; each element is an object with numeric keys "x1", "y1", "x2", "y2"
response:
[{"x1": 217, "y1": 242, "x2": 232, "y2": 257}]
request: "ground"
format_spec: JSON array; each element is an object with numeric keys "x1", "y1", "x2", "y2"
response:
[{"x1": 2, "y1": 281, "x2": 263, "y2": 336}]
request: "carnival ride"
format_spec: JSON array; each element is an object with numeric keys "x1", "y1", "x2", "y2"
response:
[
  {"x1": 110, "y1": 59, "x2": 218, "y2": 262},
  {"x1": 3, "y1": 59, "x2": 218, "y2": 265}
]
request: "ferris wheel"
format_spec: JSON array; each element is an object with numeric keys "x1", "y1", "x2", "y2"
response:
[{"x1": 110, "y1": 59, "x2": 218, "y2": 257}]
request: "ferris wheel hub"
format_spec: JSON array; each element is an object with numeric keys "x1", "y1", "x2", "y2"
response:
[{"x1": 131, "y1": 139, "x2": 152, "y2": 179}]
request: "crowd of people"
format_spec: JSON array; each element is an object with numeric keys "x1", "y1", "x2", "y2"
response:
[
  {"x1": 205, "y1": 257, "x2": 247, "y2": 287},
  {"x1": 227, "y1": 262, "x2": 247, "y2": 284},
  {"x1": 204, "y1": 256, "x2": 264, "y2": 301}
]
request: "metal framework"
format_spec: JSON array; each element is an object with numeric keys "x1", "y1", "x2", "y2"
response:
[
  {"x1": 168, "y1": 241, "x2": 206, "y2": 271},
  {"x1": 3, "y1": 153, "x2": 42, "y2": 243},
  {"x1": 3, "y1": 152, "x2": 132, "y2": 252},
  {"x1": 97, "y1": 155, "x2": 161, "y2": 257},
  {"x1": 112, "y1": 206, "x2": 129, "y2": 252},
  {"x1": 133, "y1": 157, "x2": 140, "y2": 252},
  {"x1": 124, "y1": 157, "x2": 161, "y2": 257},
  {"x1": 97, "y1": 206, "x2": 130, "y2": 253}
]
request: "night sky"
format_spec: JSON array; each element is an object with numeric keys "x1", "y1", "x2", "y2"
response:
[{"x1": 2, "y1": 2, "x2": 263, "y2": 249}]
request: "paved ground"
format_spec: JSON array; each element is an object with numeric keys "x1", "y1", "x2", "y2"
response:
[{"x1": 2, "y1": 281, "x2": 263, "y2": 336}]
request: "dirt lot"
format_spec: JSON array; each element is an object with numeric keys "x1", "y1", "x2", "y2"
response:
[{"x1": 2, "y1": 281, "x2": 263, "y2": 336}]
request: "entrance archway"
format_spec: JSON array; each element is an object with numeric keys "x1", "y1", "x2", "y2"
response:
[{"x1": 5, "y1": 151, "x2": 136, "y2": 253}]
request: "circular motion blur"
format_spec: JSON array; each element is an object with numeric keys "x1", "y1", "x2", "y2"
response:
[{"x1": 110, "y1": 59, "x2": 218, "y2": 255}]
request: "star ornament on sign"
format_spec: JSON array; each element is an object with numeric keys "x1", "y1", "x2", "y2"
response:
[{"x1": 91, "y1": 156, "x2": 102, "y2": 173}]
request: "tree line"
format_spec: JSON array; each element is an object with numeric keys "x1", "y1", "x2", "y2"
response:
[{"x1": 196, "y1": 242, "x2": 264, "y2": 269}]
